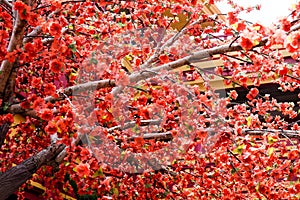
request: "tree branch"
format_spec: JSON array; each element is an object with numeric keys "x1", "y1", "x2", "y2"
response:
[
  {"x1": 6, "y1": 19, "x2": 300, "y2": 115},
  {"x1": 23, "y1": 26, "x2": 42, "y2": 44},
  {"x1": 0, "y1": 0, "x2": 12, "y2": 11},
  {"x1": 0, "y1": 122, "x2": 10, "y2": 147},
  {"x1": 140, "y1": 17, "x2": 207, "y2": 69},
  {"x1": 111, "y1": 128, "x2": 300, "y2": 142},
  {"x1": 7, "y1": 79, "x2": 116, "y2": 115},
  {"x1": 0, "y1": 0, "x2": 29, "y2": 100},
  {"x1": 0, "y1": 143, "x2": 65, "y2": 200}
]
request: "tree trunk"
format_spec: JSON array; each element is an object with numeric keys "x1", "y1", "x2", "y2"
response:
[
  {"x1": 0, "y1": 143, "x2": 65, "y2": 200},
  {"x1": 0, "y1": 122, "x2": 10, "y2": 147}
]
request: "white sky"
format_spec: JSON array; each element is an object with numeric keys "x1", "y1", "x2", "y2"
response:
[{"x1": 216, "y1": 0, "x2": 298, "y2": 26}]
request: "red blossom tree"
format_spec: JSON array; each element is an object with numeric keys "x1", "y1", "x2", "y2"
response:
[{"x1": 0, "y1": 0, "x2": 300, "y2": 199}]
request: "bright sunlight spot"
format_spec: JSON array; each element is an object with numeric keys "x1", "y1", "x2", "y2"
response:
[{"x1": 216, "y1": 0, "x2": 298, "y2": 26}]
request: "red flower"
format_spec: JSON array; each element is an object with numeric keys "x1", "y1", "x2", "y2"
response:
[
  {"x1": 20, "y1": 101, "x2": 30, "y2": 109},
  {"x1": 24, "y1": 43, "x2": 36, "y2": 57},
  {"x1": 27, "y1": 13, "x2": 39, "y2": 27},
  {"x1": 236, "y1": 21, "x2": 246, "y2": 32},
  {"x1": 14, "y1": 1, "x2": 31, "y2": 20},
  {"x1": 288, "y1": 149, "x2": 298, "y2": 160},
  {"x1": 4, "y1": 113, "x2": 14, "y2": 123},
  {"x1": 32, "y1": 97, "x2": 45, "y2": 109},
  {"x1": 14, "y1": 1, "x2": 26, "y2": 11},
  {"x1": 57, "y1": 119, "x2": 68, "y2": 133},
  {"x1": 43, "y1": 83, "x2": 56, "y2": 96},
  {"x1": 191, "y1": 0, "x2": 197, "y2": 6},
  {"x1": 39, "y1": 108, "x2": 53, "y2": 121},
  {"x1": 285, "y1": 31, "x2": 300, "y2": 53},
  {"x1": 19, "y1": 7, "x2": 30, "y2": 20},
  {"x1": 240, "y1": 37, "x2": 253, "y2": 51},
  {"x1": 49, "y1": 22, "x2": 62, "y2": 37},
  {"x1": 229, "y1": 90, "x2": 238, "y2": 100},
  {"x1": 5, "y1": 52, "x2": 16, "y2": 63},
  {"x1": 280, "y1": 18, "x2": 291, "y2": 32},
  {"x1": 277, "y1": 65, "x2": 288, "y2": 76},
  {"x1": 80, "y1": 148, "x2": 90, "y2": 159},
  {"x1": 45, "y1": 122, "x2": 58, "y2": 134},
  {"x1": 246, "y1": 88, "x2": 259, "y2": 100},
  {"x1": 31, "y1": 77, "x2": 42, "y2": 89},
  {"x1": 159, "y1": 54, "x2": 169, "y2": 64},
  {"x1": 75, "y1": 163, "x2": 90, "y2": 177},
  {"x1": 49, "y1": 59, "x2": 64, "y2": 73},
  {"x1": 227, "y1": 12, "x2": 238, "y2": 25}
]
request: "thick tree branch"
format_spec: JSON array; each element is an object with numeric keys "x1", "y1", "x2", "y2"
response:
[
  {"x1": 23, "y1": 26, "x2": 42, "y2": 43},
  {"x1": 0, "y1": 122, "x2": 10, "y2": 147},
  {"x1": 243, "y1": 129, "x2": 300, "y2": 139},
  {"x1": 110, "y1": 127, "x2": 300, "y2": 142},
  {"x1": 0, "y1": 38, "x2": 276, "y2": 114},
  {"x1": 0, "y1": 0, "x2": 28, "y2": 100},
  {"x1": 0, "y1": 143, "x2": 65, "y2": 200},
  {"x1": 0, "y1": 0, "x2": 12, "y2": 11},
  {"x1": 7, "y1": 79, "x2": 116, "y2": 115},
  {"x1": 107, "y1": 118, "x2": 171, "y2": 133}
]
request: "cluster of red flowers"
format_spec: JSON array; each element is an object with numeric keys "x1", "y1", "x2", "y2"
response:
[
  {"x1": 13, "y1": 1, "x2": 39, "y2": 26},
  {"x1": 285, "y1": 30, "x2": 300, "y2": 53}
]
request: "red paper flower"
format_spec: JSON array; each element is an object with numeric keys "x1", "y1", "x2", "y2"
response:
[
  {"x1": 159, "y1": 54, "x2": 169, "y2": 64},
  {"x1": 285, "y1": 30, "x2": 300, "y2": 53},
  {"x1": 45, "y1": 122, "x2": 58, "y2": 134},
  {"x1": 31, "y1": 77, "x2": 42, "y2": 89},
  {"x1": 246, "y1": 88, "x2": 259, "y2": 100},
  {"x1": 49, "y1": 59, "x2": 64, "y2": 73},
  {"x1": 229, "y1": 90, "x2": 238, "y2": 100},
  {"x1": 14, "y1": 1, "x2": 26, "y2": 11},
  {"x1": 49, "y1": 22, "x2": 62, "y2": 37},
  {"x1": 32, "y1": 97, "x2": 45, "y2": 109},
  {"x1": 227, "y1": 12, "x2": 238, "y2": 25},
  {"x1": 240, "y1": 37, "x2": 253, "y2": 51},
  {"x1": 39, "y1": 108, "x2": 53, "y2": 121},
  {"x1": 19, "y1": 7, "x2": 30, "y2": 20},
  {"x1": 43, "y1": 83, "x2": 56, "y2": 96},
  {"x1": 75, "y1": 163, "x2": 90, "y2": 177},
  {"x1": 280, "y1": 18, "x2": 291, "y2": 32}
]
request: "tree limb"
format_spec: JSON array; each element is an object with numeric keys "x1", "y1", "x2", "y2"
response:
[
  {"x1": 7, "y1": 79, "x2": 116, "y2": 115},
  {"x1": 0, "y1": 0, "x2": 28, "y2": 100},
  {"x1": 0, "y1": 122, "x2": 10, "y2": 147},
  {"x1": 111, "y1": 127, "x2": 300, "y2": 142},
  {"x1": 7, "y1": 19, "x2": 300, "y2": 115},
  {"x1": 0, "y1": 0, "x2": 12, "y2": 11},
  {"x1": 140, "y1": 17, "x2": 208, "y2": 69},
  {"x1": 0, "y1": 143, "x2": 66, "y2": 200}
]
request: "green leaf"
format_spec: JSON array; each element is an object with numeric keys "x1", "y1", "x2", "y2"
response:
[
  {"x1": 68, "y1": 41, "x2": 77, "y2": 53},
  {"x1": 118, "y1": 22, "x2": 126, "y2": 27},
  {"x1": 3, "y1": 103, "x2": 9, "y2": 111},
  {"x1": 92, "y1": 167, "x2": 104, "y2": 178},
  {"x1": 111, "y1": 187, "x2": 119, "y2": 196},
  {"x1": 89, "y1": 57, "x2": 98, "y2": 65}
]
